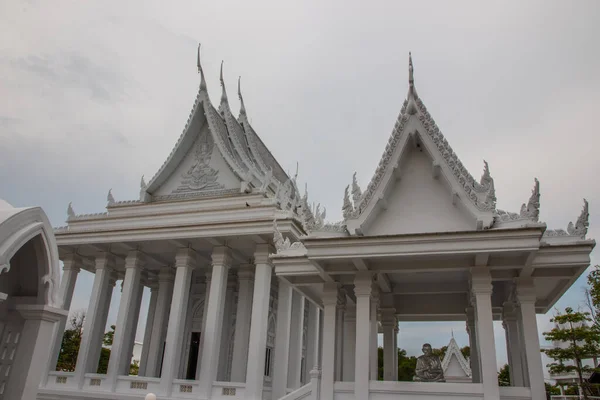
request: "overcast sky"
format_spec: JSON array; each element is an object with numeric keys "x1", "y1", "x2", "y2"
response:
[{"x1": 2, "y1": 0, "x2": 600, "y2": 373}]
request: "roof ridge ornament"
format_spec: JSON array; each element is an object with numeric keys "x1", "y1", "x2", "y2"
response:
[
  {"x1": 352, "y1": 172, "x2": 362, "y2": 210},
  {"x1": 238, "y1": 76, "x2": 247, "y2": 115},
  {"x1": 67, "y1": 202, "x2": 75, "y2": 220},
  {"x1": 519, "y1": 178, "x2": 540, "y2": 222},
  {"x1": 197, "y1": 43, "x2": 207, "y2": 91},
  {"x1": 406, "y1": 52, "x2": 418, "y2": 115},
  {"x1": 567, "y1": 199, "x2": 589, "y2": 237},
  {"x1": 107, "y1": 189, "x2": 115, "y2": 206},
  {"x1": 220, "y1": 61, "x2": 228, "y2": 104},
  {"x1": 342, "y1": 185, "x2": 354, "y2": 220}
]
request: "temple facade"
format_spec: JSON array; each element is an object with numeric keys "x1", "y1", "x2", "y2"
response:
[{"x1": 32, "y1": 46, "x2": 595, "y2": 400}]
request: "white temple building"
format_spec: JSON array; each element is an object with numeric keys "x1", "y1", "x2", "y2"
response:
[
  {"x1": 441, "y1": 337, "x2": 472, "y2": 384},
  {"x1": 2, "y1": 45, "x2": 590, "y2": 400}
]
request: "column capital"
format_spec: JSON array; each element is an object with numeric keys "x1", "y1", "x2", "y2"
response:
[
  {"x1": 175, "y1": 247, "x2": 197, "y2": 268},
  {"x1": 502, "y1": 301, "x2": 519, "y2": 322},
  {"x1": 237, "y1": 266, "x2": 255, "y2": 281},
  {"x1": 95, "y1": 253, "x2": 116, "y2": 271},
  {"x1": 470, "y1": 267, "x2": 493, "y2": 296},
  {"x1": 125, "y1": 250, "x2": 145, "y2": 269},
  {"x1": 322, "y1": 283, "x2": 342, "y2": 307},
  {"x1": 62, "y1": 254, "x2": 82, "y2": 271},
  {"x1": 380, "y1": 307, "x2": 397, "y2": 325},
  {"x1": 515, "y1": 277, "x2": 536, "y2": 304},
  {"x1": 253, "y1": 244, "x2": 271, "y2": 265},
  {"x1": 211, "y1": 246, "x2": 232, "y2": 266},
  {"x1": 354, "y1": 272, "x2": 374, "y2": 297},
  {"x1": 158, "y1": 266, "x2": 175, "y2": 282}
]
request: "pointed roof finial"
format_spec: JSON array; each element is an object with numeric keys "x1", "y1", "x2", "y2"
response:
[
  {"x1": 409, "y1": 52, "x2": 414, "y2": 87},
  {"x1": 197, "y1": 43, "x2": 207, "y2": 90},
  {"x1": 220, "y1": 61, "x2": 228, "y2": 103},
  {"x1": 238, "y1": 76, "x2": 247, "y2": 115}
]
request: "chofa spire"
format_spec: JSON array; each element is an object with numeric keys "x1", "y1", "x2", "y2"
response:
[
  {"x1": 220, "y1": 61, "x2": 228, "y2": 104},
  {"x1": 406, "y1": 52, "x2": 418, "y2": 115},
  {"x1": 238, "y1": 76, "x2": 247, "y2": 115},
  {"x1": 197, "y1": 43, "x2": 207, "y2": 90}
]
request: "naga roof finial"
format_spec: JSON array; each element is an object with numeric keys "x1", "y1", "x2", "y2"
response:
[
  {"x1": 220, "y1": 61, "x2": 228, "y2": 104},
  {"x1": 406, "y1": 52, "x2": 418, "y2": 114},
  {"x1": 409, "y1": 51, "x2": 414, "y2": 87},
  {"x1": 197, "y1": 43, "x2": 207, "y2": 90},
  {"x1": 238, "y1": 76, "x2": 247, "y2": 115}
]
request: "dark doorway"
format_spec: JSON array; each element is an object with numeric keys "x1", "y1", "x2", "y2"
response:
[{"x1": 186, "y1": 332, "x2": 201, "y2": 380}]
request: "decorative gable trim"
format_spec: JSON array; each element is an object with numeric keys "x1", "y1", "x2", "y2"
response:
[{"x1": 441, "y1": 337, "x2": 471, "y2": 377}]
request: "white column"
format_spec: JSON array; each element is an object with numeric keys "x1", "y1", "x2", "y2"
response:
[
  {"x1": 196, "y1": 271, "x2": 211, "y2": 378},
  {"x1": 503, "y1": 301, "x2": 525, "y2": 387},
  {"x1": 244, "y1": 245, "x2": 273, "y2": 400},
  {"x1": 320, "y1": 283, "x2": 340, "y2": 400},
  {"x1": 230, "y1": 268, "x2": 254, "y2": 382},
  {"x1": 139, "y1": 284, "x2": 158, "y2": 376},
  {"x1": 8, "y1": 305, "x2": 67, "y2": 400},
  {"x1": 305, "y1": 302, "x2": 320, "y2": 380},
  {"x1": 44, "y1": 254, "x2": 81, "y2": 385},
  {"x1": 470, "y1": 267, "x2": 499, "y2": 400},
  {"x1": 370, "y1": 288, "x2": 379, "y2": 380},
  {"x1": 465, "y1": 306, "x2": 481, "y2": 384},
  {"x1": 198, "y1": 247, "x2": 231, "y2": 398},
  {"x1": 89, "y1": 272, "x2": 117, "y2": 373},
  {"x1": 272, "y1": 279, "x2": 293, "y2": 399},
  {"x1": 125, "y1": 274, "x2": 145, "y2": 369},
  {"x1": 159, "y1": 248, "x2": 195, "y2": 396},
  {"x1": 354, "y1": 273, "x2": 372, "y2": 400},
  {"x1": 288, "y1": 290, "x2": 306, "y2": 389},
  {"x1": 381, "y1": 308, "x2": 396, "y2": 381},
  {"x1": 516, "y1": 278, "x2": 546, "y2": 400},
  {"x1": 218, "y1": 275, "x2": 237, "y2": 381},
  {"x1": 146, "y1": 267, "x2": 174, "y2": 378},
  {"x1": 107, "y1": 251, "x2": 144, "y2": 388},
  {"x1": 74, "y1": 254, "x2": 114, "y2": 388},
  {"x1": 342, "y1": 304, "x2": 356, "y2": 382},
  {"x1": 334, "y1": 292, "x2": 345, "y2": 382}
]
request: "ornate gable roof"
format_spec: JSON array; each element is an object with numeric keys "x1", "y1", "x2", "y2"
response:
[
  {"x1": 345, "y1": 54, "x2": 497, "y2": 235},
  {"x1": 441, "y1": 336, "x2": 471, "y2": 378}
]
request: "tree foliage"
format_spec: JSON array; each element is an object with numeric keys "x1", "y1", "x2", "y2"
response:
[
  {"x1": 56, "y1": 310, "x2": 85, "y2": 371},
  {"x1": 586, "y1": 265, "x2": 600, "y2": 330},
  {"x1": 541, "y1": 307, "x2": 600, "y2": 400},
  {"x1": 498, "y1": 364, "x2": 510, "y2": 386}
]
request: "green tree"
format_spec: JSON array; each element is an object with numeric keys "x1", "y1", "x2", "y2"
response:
[
  {"x1": 541, "y1": 307, "x2": 600, "y2": 400},
  {"x1": 498, "y1": 364, "x2": 510, "y2": 386},
  {"x1": 97, "y1": 347, "x2": 111, "y2": 374},
  {"x1": 461, "y1": 346, "x2": 470, "y2": 359},
  {"x1": 545, "y1": 382, "x2": 561, "y2": 400},
  {"x1": 56, "y1": 311, "x2": 85, "y2": 371},
  {"x1": 397, "y1": 349, "x2": 417, "y2": 381},
  {"x1": 103, "y1": 325, "x2": 116, "y2": 346}
]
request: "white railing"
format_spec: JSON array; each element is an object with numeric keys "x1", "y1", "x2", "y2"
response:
[{"x1": 278, "y1": 370, "x2": 320, "y2": 400}]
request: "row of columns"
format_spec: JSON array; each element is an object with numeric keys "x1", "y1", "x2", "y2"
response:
[
  {"x1": 51, "y1": 245, "x2": 298, "y2": 400},
  {"x1": 316, "y1": 269, "x2": 546, "y2": 400}
]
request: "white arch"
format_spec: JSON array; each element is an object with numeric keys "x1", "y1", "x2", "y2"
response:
[{"x1": 0, "y1": 203, "x2": 61, "y2": 308}]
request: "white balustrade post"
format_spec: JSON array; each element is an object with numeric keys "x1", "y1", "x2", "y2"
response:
[
  {"x1": 43, "y1": 254, "x2": 81, "y2": 386},
  {"x1": 465, "y1": 306, "x2": 481, "y2": 384},
  {"x1": 230, "y1": 267, "x2": 254, "y2": 382},
  {"x1": 354, "y1": 273, "x2": 372, "y2": 400},
  {"x1": 288, "y1": 291, "x2": 306, "y2": 389},
  {"x1": 381, "y1": 307, "x2": 396, "y2": 381},
  {"x1": 198, "y1": 247, "x2": 231, "y2": 398},
  {"x1": 370, "y1": 288, "x2": 380, "y2": 380},
  {"x1": 139, "y1": 284, "x2": 158, "y2": 376},
  {"x1": 159, "y1": 248, "x2": 195, "y2": 396},
  {"x1": 320, "y1": 283, "x2": 340, "y2": 400},
  {"x1": 272, "y1": 279, "x2": 293, "y2": 399},
  {"x1": 342, "y1": 304, "x2": 356, "y2": 382},
  {"x1": 309, "y1": 368, "x2": 322, "y2": 400},
  {"x1": 516, "y1": 278, "x2": 546, "y2": 400},
  {"x1": 470, "y1": 267, "x2": 499, "y2": 400},
  {"x1": 502, "y1": 301, "x2": 525, "y2": 387},
  {"x1": 107, "y1": 251, "x2": 144, "y2": 389},
  {"x1": 146, "y1": 267, "x2": 174, "y2": 377},
  {"x1": 74, "y1": 254, "x2": 114, "y2": 388},
  {"x1": 244, "y1": 245, "x2": 273, "y2": 400}
]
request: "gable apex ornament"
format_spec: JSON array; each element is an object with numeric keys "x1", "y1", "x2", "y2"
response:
[
  {"x1": 238, "y1": 76, "x2": 247, "y2": 115},
  {"x1": 342, "y1": 185, "x2": 354, "y2": 220},
  {"x1": 219, "y1": 61, "x2": 228, "y2": 105},
  {"x1": 352, "y1": 172, "x2": 362, "y2": 209}
]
